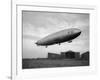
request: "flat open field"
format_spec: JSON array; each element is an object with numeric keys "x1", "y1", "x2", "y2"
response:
[{"x1": 22, "y1": 59, "x2": 89, "y2": 69}]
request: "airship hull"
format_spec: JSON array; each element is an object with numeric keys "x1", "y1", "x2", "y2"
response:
[{"x1": 35, "y1": 28, "x2": 81, "y2": 46}]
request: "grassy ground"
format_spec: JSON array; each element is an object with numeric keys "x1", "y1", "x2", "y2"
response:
[{"x1": 22, "y1": 59, "x2": 89, "y2": 69}]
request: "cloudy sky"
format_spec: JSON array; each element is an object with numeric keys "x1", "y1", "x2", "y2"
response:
[{"x1": 22, "y1": 11, "x2": 89, "y2": 59}]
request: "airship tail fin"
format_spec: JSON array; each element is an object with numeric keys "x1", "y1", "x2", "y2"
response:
[{"x1": 35, "y1": 42, "x2": 39, "y2": 46}]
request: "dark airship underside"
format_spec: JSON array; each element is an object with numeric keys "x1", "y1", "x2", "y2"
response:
[{"x1": 35, "y1": 28, "x2": 81, "y2": 48}]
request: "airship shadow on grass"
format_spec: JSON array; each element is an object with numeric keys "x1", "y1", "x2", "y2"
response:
[{"x1": 35, "y1": 28, "x2": 81, "y2": 48}]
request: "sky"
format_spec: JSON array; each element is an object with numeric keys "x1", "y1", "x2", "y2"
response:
[{"x1": 22, "y1": 11, "x2": 89, "y2": 59}]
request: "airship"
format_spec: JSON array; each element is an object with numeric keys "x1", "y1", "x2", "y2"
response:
[{"x1": 35, "y1": 28, "x2": 81, "y2": 48}]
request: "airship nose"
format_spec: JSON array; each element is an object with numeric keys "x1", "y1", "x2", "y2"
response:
[{"x1": 74, "y1": 29, "x2": 81, "y2": 34}]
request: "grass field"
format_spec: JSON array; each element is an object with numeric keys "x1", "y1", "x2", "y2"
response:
[{"x1": 22, "y1": 59, "x2": 89, "y2": 69}]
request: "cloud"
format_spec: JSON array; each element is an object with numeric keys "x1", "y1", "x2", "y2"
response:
[{"x1": 23, "y1": 34, "x2": 40, "y2": 40}]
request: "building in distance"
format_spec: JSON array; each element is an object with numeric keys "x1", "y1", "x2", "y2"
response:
[{"x1": 47, "y1": 50, "x2": 80, "y2": 60}]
